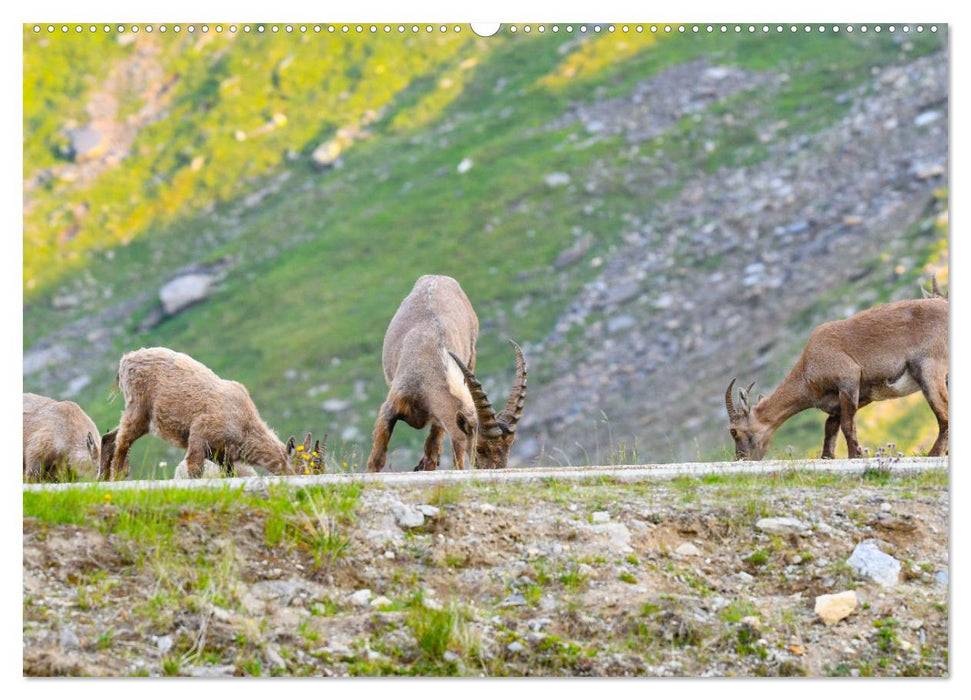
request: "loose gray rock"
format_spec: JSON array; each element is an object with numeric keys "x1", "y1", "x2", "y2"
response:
[
  {"x1": 264, "y1": 643, "x2": 287, "y2": 671},
  {"x1": 185, "y1": 664, "x2": 237, "y2": 677},
  {"x1": 675, "y1": 542, "x2": 702, "y2": 557},
  {"x1": 934, "y1": 568, "x2": 949, "y2": 587},
  {"x1": 755, "y1": 517, "x2": 809, "y2": 536},
  {"x1": 66, "y1": 126, "x2": 106, "y2": 162},
  {"x1": 250, "y1": 579, "x2": 305, "y2": 605},
  {"x1": 544, "y1": 172, "x2": 571, "y2": 187},
  {"x1": 589, "y1": 522, "x2": 633, "y2": 553},
  {"x1": 847, "y1": 540, "x2": 902, "y2": 586},
  {"x1": 156, "y1": 635, "x2": 174, "y2": 654},
  {"x1": 160, "y1": 273, "x2": 213, "y2": 315},
  {"x1": 507, "y1": 641, "x2": 526, "y2": 654},
  {"x1": 416, "y1": 504, "x2": 440, "y2": 518},
  {"x1": 390, "y1": 501, "x2": 425, "y2": 529},
  {"x1": 59, "y1": 626, "x2": 80, "y2": 652},
  {"x1": 348, "y1": 589, "x2": 373, "y2": 606},
  {"x1": 499, "y1": 593, "x2": 527, "y2": 608},
  {"x1": 591, "y1": 511, "x2": 610, "y2": 524}
]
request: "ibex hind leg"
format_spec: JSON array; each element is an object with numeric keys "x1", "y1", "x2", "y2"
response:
[
  {"x1": 415, "y1": 423, "x2": 444, "y2": 471},
  {"x1": 838, "y1": 384, "x2": 863, "y2": 458},
  {"x1": 909, "y1": 360, "x2": 949, "y2": 456}
]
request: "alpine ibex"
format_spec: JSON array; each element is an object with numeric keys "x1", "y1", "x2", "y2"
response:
[
  {"x1": 725, "y1": 297, "x2": 948, "y2": 460},
  {"x1": 367, "y1": 275, "x2": 527, "y2": 472},
  {"x1": 101, "y1": 347, "x2": 321, "y2": 480},
  {"x1": 23, "y1": 393, "x2": 103, "y2": 482}
]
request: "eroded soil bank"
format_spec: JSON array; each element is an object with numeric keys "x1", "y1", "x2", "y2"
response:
[{"x1": 23, "y1": 466, "x2": 948, "y2": 677}]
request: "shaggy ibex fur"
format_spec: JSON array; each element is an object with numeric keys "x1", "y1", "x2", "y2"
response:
[
  {"x1": 23, "y1": 393, "x2": 102, "y2": 482},
  {"x1": 367, "y1": 275, "x2": 527, "y2": 472},
  {"x1": 726, "y1": 297, "x2": 948, "y2": 460},
  {"x1": 102, "y1": 347, "x2": 320, "y2": 480}
]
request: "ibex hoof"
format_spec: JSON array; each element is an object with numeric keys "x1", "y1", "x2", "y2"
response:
[{"x1": 414, "y1": 457, "x2": 438, "y2": 472}]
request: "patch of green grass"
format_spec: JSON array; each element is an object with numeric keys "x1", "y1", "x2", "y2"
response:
[{"x1": 618, "y1": 572, "x2": 637, "y2": 584}]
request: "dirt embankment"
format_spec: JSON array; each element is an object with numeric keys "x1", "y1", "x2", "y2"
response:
[{"x1": 23, "y1": 467, "x2": 948, "y2": 677}]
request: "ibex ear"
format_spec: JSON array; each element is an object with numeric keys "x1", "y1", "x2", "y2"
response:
[
  {"x1": 758, "y1": 394, "x2": 765, "y2": 404},
  {"x1": 303, "y1": 432, "x2": 313, "y2": 452},
  {"x1": 86, "y1": 432, "x2": 97, "y2": 459},
  {"x1": 286, "y1": 435, "x2": 297, "y2": 456},
  {"x1": 922, "y1": 286, "x2": 932, "y2": 299}
]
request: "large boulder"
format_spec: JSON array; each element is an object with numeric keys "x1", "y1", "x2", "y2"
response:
[{"x1": 159, "y1": 273, "x2": 214, "y2": 316}]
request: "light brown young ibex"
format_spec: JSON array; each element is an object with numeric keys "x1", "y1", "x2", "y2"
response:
[
  {"x1": 367, "y1": 275, "x2": 527, "y2": 472},
  {"x1": 725, "y1": 297, "x2": 948, "y2": 460},
  {"x1": 101, "y1": 347, "x2": 321, "y2": 480},
  {"x1": 23, "y1": 393, "x2": 103, "y2": 482}
]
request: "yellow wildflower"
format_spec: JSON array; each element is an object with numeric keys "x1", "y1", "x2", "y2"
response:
[
  {"x1": 296, "y1": 445, "x2": 304, "y2": 451},
  {"x1": 302, "y1": 453, "x2": 310, "y2": 460},
  {"x1": 104, "y1": 493, "x2": 112, "y2": 503},
  {"x1": 312, "y1": 451, "x2": 318, "y2": 457}
]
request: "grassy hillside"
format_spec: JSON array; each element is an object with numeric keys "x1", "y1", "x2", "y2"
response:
[{"x1": 23, "y1": 26, "x2": 948, "y2": 475}]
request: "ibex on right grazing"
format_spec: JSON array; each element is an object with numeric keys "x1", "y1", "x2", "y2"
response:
[
  {"x1": 726, "y1": 296, "x2": 948, "y2": 460},
  {"x1": 367, "y1": 275, "x2": 527, "y2": 472}
]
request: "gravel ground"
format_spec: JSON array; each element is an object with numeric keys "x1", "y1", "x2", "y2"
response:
[{"x1": 23, "y1": 459, "x2": 949, "y2": 677}]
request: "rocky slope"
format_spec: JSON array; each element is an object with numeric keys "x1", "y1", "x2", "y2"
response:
[{"x1": 23, "y1": 465, "x2": 948, "y2": 677}]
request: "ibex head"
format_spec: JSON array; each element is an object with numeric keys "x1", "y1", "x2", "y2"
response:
[
  {"x1": 288, "y1": 432, "x2": 326, "y2": 475},
  {"x1": 448, "y1": 340, "x2": 527, "y2": 469},
  {"x1": 725, "y1": 378, "x2": 771, "y2": 460}
]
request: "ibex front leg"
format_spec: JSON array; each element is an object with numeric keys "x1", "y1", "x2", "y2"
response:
[
  {"x1": 821, "y1": 413, "x2": 841, "y2": 459},
  {"x1": 367, "y1": 400, "x2": 398, "y2": 472},
  {"x1": 415, "y1": 424, "x2": 444, "y2": 471}
]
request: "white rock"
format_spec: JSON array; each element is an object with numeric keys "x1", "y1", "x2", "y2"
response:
[
  {"x1": 416, "y1": 504, "x2": 440, "y2": 518},
  {"x1": 589, "y1": 522, "x2": 632, "y2": 553},
  {"x1": 348, "y1": 589, "x2": 373, "y2": 606},
  {"x1": 675, "y1": 542, "x2": 702, "y2": 557},
  {"x1": 160, "y1": 273, "x2": 213, "y2": 315},
  {"x1": 544, "y1": 172, "x2": 571, "y2": 187},
  {"x1": 756, "y1": 517, "x2": 809, "y2": 536},
  {"x1": 457, "y1": 157, "x2": 473, "y2": 174},
  {"x1": 156, "y1": 634, "x2": 174, "y2": 653},
  {"x1": 390, "y1": 501, "x2": 425, "y2": 529},
  {"x1": 370, "y1": 596, "x2": 392, "y2": 608},
  {"x1": 847, "y1": 540, "x2": 901, "y2": 586},
  {"x1": 914, "y1": 110, "x2": 941, "y2": 127},
  {"x1": 814, "y1": 590, "x2": 858, "y2": 626},
  {"x1": 591, "y1": 511, "x2": 610, "y2": 524}
]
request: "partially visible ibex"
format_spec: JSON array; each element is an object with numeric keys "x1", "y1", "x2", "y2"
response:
[
  {"x1": 921, "y1": 273, "x2": 947, "y2": 299},
  {"x1": 172, "y1": 433, "x2": 326, "y2": 479},
  {"x1": 367, "y1": 275, "x2": 527, "y2": 472},
  {"x1": 725, "y1": 297, "x2": 948, "y2": 460},
  {"x1": 23, "y1": 393, "x2": 103, "y2": 482},
  {"x1": 102, "y1": 347, "x2": 321, "y2": 480}
]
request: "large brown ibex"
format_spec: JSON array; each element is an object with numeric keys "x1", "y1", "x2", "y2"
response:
[
  {"x1": 101, "y1": 347, "x2": 321, "y2": 480},
  {"x1": 23, "y1": 393, "x2": 103, "y2": 482},
  {"x1": 725, "y1": 297, "x2": 948, "y2": 460},
  {"x1": 367, "y1": 275, "x2": 527, "y2": 472}
]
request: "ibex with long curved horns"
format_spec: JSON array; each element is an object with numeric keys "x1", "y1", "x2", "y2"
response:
[
  {"x1": 725, "y1": 297, "x2": 948, "y2": 460},
  {"x1": 367, "y1": 275, "x2": 527, "y2": 472}
]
